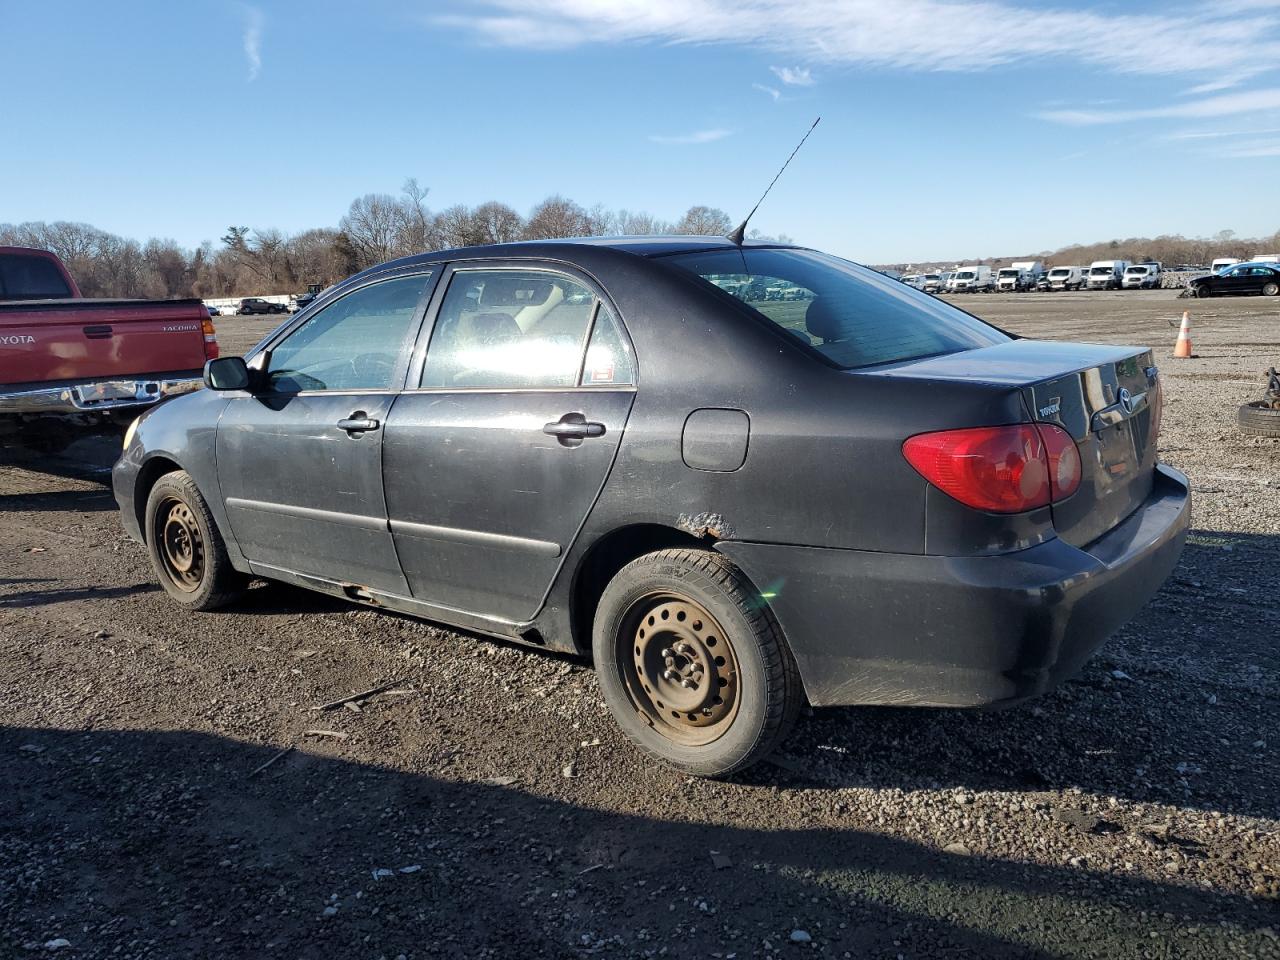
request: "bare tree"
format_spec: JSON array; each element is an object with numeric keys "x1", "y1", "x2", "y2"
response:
[
  {"x1": 471, "y1": 201, "x2": 524, "y2": 244},
  {"x1": 340, "y1": 193, "x2": 404, "y2": 269},
  {"x1": 673, "y1": 205, "x2": 732, "y2": 236},
  {"x1": 396, "y1": 178, "x2": 433, "y2": 256},
  {"x1": 523, "y1": 195, "x2": 591, "y2": 239}
]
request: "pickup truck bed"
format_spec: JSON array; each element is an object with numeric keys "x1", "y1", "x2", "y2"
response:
[{"x1": 1, "y1": 297, "x2": 216, "y2": 417}]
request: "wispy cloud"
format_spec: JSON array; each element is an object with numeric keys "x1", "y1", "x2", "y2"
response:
[
  {"x1": 1165, "y1": 126, "x2": 1280, "y2": 140},
  {"x1": 1215, "y1": 138, "x2": 1280, "y2": 157},
  {"x1": 436, "y1": 1, "x2": 1280, "y2": 82},
  {"x1": 648, "y1": 128, "x2": 732, "y2": 145},
  {"x1": 752, "y1": 82, "x2": 781, "y2": 101},
  {"x1": 1037, "y1": 87, "x2": 1280, "y2": 125},
  {"x1": 242, "y1": 4, "x2": 263, "y2": 82},
  {"x1": 770, "y1": 65, "x2": 813, "y2": 86}
]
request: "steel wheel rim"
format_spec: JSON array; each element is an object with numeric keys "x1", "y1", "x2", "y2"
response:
[
  {"x1": 155, "y1": 497, "x2": 204, "y2": 592},
  {"x1": 619, "y1": 593, "x2": 740, "y2": 746}
]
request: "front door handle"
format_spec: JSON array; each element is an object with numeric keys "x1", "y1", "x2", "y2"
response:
[
  {"x1": 337, "y1": 415, "x2": 380, "y2": 433},
  {"x1": 543, "y1": 413, "x2": 606, "y2": 446}
]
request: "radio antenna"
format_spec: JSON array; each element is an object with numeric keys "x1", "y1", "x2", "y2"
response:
[{"x1": 727, "y1": 116, "x2": 821, "y2": 246}]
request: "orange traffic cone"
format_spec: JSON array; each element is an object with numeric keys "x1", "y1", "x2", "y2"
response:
[{"x1": 1173, "y1": 311, "x2": 1193, "y2": 358}]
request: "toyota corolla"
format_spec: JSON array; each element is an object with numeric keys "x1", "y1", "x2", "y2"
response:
[{"x1": 114, "y1": 237, "x2": 1190, "y2": 776}]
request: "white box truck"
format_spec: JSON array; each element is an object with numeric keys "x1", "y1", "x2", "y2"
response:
[
  {"x1": 1086, "y1": 260, "x2": 1128, "y2": 290},
  {"x1": 948, "y1": 265, "x2": 993, "y2": 292},
  {"x1": 1122, "y1": 262, "x2": 1162, "y2": 289},
  {"x1": 1045, "y1": 266, "x2": 1086, "y2": 291},
  {"x1": 996, "y1": 260, "x2": 1044, "y2": 292}
]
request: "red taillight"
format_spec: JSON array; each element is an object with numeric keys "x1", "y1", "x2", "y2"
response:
[
  {"x1": 1039, "y1": 422, "x2": 1081, "y2": 501},
  {"x1": 202, "y1": 318, "x2": 220, "y2": 360},
  {"x1": 902, "y1": 423, "x2": 1079, "y2": 514}
]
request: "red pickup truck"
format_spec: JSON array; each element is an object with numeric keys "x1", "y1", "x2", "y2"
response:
[{"x1": 1, "y1": 246, "x2": 217, "y2": 441}]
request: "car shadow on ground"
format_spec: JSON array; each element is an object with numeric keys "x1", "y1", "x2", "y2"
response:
[{"x1": 2, "y1": 726, "x2": 1272, "y2": 958}]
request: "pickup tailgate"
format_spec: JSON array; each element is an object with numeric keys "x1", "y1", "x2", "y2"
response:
[
  {"x1": 867, "y1": 339, "x2": 1161, "y2": 547},
  {"x1": 0, "y1": 298, "x2": 211, "y2": 385}
]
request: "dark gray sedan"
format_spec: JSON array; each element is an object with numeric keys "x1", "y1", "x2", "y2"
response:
[{"x1": 113, "y1": 237, "x2": 1190, "y2": 776}]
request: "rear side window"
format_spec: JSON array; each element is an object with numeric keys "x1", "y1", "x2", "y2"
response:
[
  {"x1": 265, "y1": 273, "x2": 431, "y2": 392},
  {"x1": 420, "y1": 269, "x2": 607, "y2": 389},
  {"x1": 0, "y1": 253, "x2": 73, "y2": 300},
  {"x1": 663, "y1": 248, "x2": 1007, "y2": 369}
]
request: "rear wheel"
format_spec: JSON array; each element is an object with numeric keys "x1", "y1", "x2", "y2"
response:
[
  {"x1": 593, "y1": 548, "x2": 802, "y2": 777},
  {"x1": 1263, "y1": 282, "x2": 1279, "y2": 297},
  {"x1": 144, "y1": 471, "x2": 247, "y2": 610}
]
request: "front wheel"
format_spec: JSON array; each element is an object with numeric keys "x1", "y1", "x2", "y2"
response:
[
  {"x1": 144, "y1": 470, "x2": 248, "y2": 610},
  {"x1": 593, "y1": 549, "x2": 802, "y2": 777},
  {"x1": 1196, "y1": 285, "x2": 1213, "y2": 298}
]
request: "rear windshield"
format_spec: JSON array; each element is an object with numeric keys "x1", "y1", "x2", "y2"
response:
[
  {"x1": 0, "y1": 253, "x2": 72, "y2": 300},
  {"x1": 662, "y1": 248, "x2": 1008, "y2": 369}
]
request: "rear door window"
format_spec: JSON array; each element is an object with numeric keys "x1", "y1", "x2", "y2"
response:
[
  {"x1": 0, "y1": 253, "x2": 72, "y2": 300},
  {"x1": 420, "y1": 269, "x2": 619, "y2": 389},
  {"x1": 663, "y1": 248, "x2": 1006, "y2": 369}
]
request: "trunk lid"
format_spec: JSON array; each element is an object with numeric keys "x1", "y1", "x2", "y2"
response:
[
  {"x1": 865, "y1": 339, "x2": 1160, "y2": 547},
  {"x1": 0, "y1": 298, "x2": 210, "y2": 385}
]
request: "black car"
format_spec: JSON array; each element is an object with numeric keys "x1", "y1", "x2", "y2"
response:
[
  {"x1": 113, "y1": 238, "x2": 1189, "y2": 776},
  {"x1": 237, "y1": 297, "x2": 287, "y2": 315},
  {"x1": 1189, "y1": 262, "x2": 1280, "y2": 298}
]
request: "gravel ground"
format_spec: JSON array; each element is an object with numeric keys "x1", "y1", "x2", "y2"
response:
[{"x1": 1, "y1": 290, "x2": 1277, "y2": 959}]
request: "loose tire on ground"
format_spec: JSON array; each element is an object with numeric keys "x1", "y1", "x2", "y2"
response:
[
  {"x1": 592, "y1": 548, "x2": 802, "y2": 777},
  {"x1": 1238, "y1": 401, "x2": 1280, "y2": 438},
  {"x1": 144, "y1": 470, "x2": 248, "y2": 610}
]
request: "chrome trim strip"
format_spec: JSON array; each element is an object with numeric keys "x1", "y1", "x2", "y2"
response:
[
  {"x1": 389, "y1": 518, "x2": 561, "y2": 557},
  {"x1": 225, "y1": 497, "x2": 387, "y2": 531},
  {"x1": 0, "y1": 376, "x2": 202, "y2": 414}
]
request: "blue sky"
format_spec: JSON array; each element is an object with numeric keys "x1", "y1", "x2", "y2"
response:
[{"x1": 3, "y1": 1, "x2": 1278, "y2": 263}]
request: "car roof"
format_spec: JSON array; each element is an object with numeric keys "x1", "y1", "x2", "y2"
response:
[{"x1": 358, "y1": 235, "x2": 796, "y2": 273}]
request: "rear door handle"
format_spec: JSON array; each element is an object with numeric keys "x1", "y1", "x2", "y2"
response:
[{"x1": 337, "y1": 416, "x2": 380, "y2": 433}]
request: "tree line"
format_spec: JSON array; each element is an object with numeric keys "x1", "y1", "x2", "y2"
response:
[
  {"x1": 0, "y1": 180, "x2": 746, "y2": 300},
  {"x1": 4, "y1": 179, "x2": 1276, "y2": 299}
]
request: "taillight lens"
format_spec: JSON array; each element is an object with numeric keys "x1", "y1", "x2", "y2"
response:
[
  {"x1": 902, "y1": 423, "x2": 1079, "y2": 514},
  {"x1": 202, "y1": 318, "x2": 220, "y2": 360}
]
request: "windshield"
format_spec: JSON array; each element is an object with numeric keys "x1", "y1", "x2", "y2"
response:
[
  {"x1": 0, "y1": 253, "x2": 73, "y2": 300},
  {"x1": 1127, "y1": 266, "x2": 1148, "y2": 275},
  {"x1": 998, "y1": 269, "x2": 1019, "y2": 278},
  {"x1": 1090, "y1": 266, "x2": 1112, "y2": 275},
  {"x1": 1049, "y1": 269, "x2": 1070, "y2": 277},
  {"x1": 662, "y1": 248, "x2": 1008, "y2": 370},
  {"x1": 955, "y1": 271, "x2": 976, "y2": 279}
]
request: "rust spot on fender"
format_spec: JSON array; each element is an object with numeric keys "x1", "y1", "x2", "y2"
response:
[{"x1": 676, "y1": 512, "x2": 734, "y2": 540}]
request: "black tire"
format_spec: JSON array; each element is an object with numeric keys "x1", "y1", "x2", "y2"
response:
[
  {"x1": 593, "y1": 548, "x2": 802, "y2": 777},
  {"x1": 1263, "y1": 282, "x2": 1279, "y2": 297},
  {"x1": 144, "y1": 470, "x2": 248, "y2": 610},
  {"x1": 1238, "y1": 401, "x2": 1280, "y2": 438},
  {"x1": 1196, "y1": 285, "x2": 1213, "y2": 298}
]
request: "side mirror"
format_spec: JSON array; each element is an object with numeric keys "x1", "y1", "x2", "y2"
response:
[{"x1": 204, "y1": 356, "x2": 251, "y2": 391}]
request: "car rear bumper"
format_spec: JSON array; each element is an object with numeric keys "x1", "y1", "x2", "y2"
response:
[
  {"x1": 0, "y1": 375, "x2": 202, "y2": 415},
  {"x1": 715, "y1": 464, "x2": 1190, "y2": 709}
]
